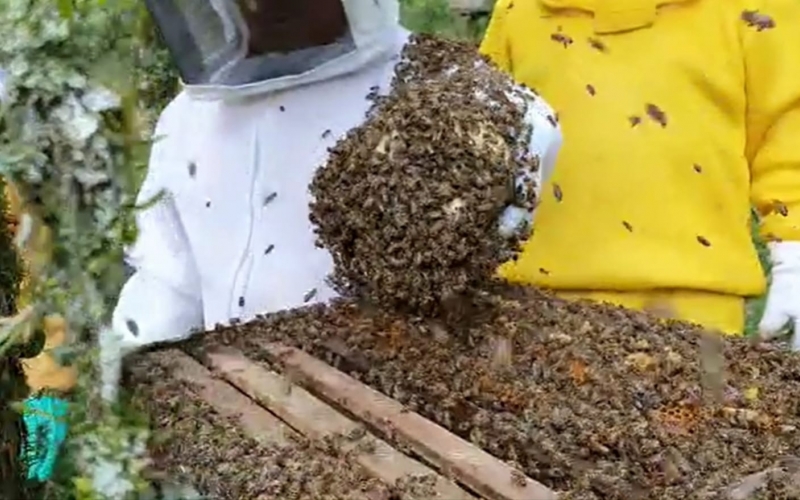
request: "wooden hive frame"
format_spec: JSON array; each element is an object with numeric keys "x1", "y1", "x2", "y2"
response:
[{"x1": 149, "y1": 342, "x2": 558, "y2": 500}]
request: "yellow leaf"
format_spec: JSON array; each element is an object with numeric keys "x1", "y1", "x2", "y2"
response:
[{"x1": 73, "y1": 476, "x2": 96, "y2": 500}]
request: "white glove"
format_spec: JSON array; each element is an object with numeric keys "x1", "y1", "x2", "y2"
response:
[
  {"x1": 102, "y1": 272, "x2": 203, "y2": 402},
  {"x1": 498, "y1": 205, "x2": 532, "y2": 238},
  {"x1": 442, "y1": 61, "x2": 562, "y2": 240},
  {"x1": 497, "y1": 85, "x2": 562, "y2": 239},
  {"x1": 758, "y1": 241, "x2": 800, "y2": 350}
]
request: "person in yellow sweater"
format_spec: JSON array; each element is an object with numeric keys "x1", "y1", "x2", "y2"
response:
[
  {"x1": 480, "y1": 0, "x2": 800, "y2": 342},
  {"x1": 4, "y1": 181, "x2": 74, "y2": 482}
]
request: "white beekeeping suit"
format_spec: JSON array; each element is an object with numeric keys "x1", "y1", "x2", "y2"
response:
[{"x1": 102, "y1": 0, "x2": 563, "y2": 400}]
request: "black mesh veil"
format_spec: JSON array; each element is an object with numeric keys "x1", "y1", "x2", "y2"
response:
[{"x1": 144, "y1": 0, "x2": 357, "y2": 87}]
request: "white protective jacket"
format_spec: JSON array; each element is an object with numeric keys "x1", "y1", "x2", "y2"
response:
[
  {"x1": 109, "y1": 21, "x2": 562, "y2": 358},
  {"x1": 111, "y1": 30, "x2": 407, "y2": 351}
]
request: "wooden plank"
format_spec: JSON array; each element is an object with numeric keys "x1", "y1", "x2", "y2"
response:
[
  {"x1": 149, "y1": 349, "x2": 298, "y2": 445},
  {"x1": 146, "y1": 350, "x2": 385, "y2": 500},
  {"x1": 202, "y1": 346, "x2": 475, "y2": 500},
  {"x1": 257, "y1": 342, "x2": 557, "y2": 500}
]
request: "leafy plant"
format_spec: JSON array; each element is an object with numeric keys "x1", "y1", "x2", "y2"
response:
[
  {"x1": 400, "y1": 0, "x2": 493, "y2": 41},
  {"x1": 0, "y1": 0, "x2": 165, "y2": 497}
]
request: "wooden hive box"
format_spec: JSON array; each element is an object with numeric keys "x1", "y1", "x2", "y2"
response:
[{"x1": 127, "y1": 342, "x2": 556, "y2": 500}]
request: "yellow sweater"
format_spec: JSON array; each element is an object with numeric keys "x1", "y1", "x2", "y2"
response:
[{"x1": 481, "y1": 0, "x2": 800, "y2": 310}]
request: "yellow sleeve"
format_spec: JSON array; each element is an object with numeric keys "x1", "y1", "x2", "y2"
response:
[
  {"x1": 479, "y1": 0, "x2": 514, "y2": 73},
  {"x1": 745, "y1": 0, "x2": 800, "y2": 241}
]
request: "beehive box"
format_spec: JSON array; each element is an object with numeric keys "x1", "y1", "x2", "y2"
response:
[
  {"x1": 128, "y1": 285, "x2": 800, "y2": 500},
  {"x1": 127, "y1": 325, "x2": 555, "y2": 500}
]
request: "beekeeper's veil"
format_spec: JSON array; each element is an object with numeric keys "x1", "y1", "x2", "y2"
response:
[{"x1": 145, "y1": 0, "x2": 401, "y2": 99}]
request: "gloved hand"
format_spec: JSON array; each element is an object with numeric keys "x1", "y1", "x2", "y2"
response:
[
  {"x1": 758, "y1": 241, "x2": 800, "y2": 349},
  {"x1": 498, "y1": 205, "x2": 532, "y2": 238},
  {"x1": 21, "y1": 394, "x2": 68, "y2": 482},
  {"x1": 497, "y1": 85, "x2": 562, "y2": 239}
]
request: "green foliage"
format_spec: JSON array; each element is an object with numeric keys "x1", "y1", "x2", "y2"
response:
[
  {"x1": 131, "y1": 12, "x2": 178, "y2": 129},
  {"x1": 400, "y1": 0, "x2": 462, "y2": 36},
  {"x1": 0, "y1": 15, "x2": 34, "y2": 500},
  {"x1": 745, "y1": 213, "x2": 771, "y2": 336},
  {"x1": 400, "y1": 0, "x2": 494, "y2": 41},
  {"x1": 0, "y1": 181, "x2": 23, "y2": 318},
  {"x1": 0, "y1": 355, "x2": 31, "y2": 500},
  {"x1": 0, "y1": 0, "x2": 162, "y2": 497}
]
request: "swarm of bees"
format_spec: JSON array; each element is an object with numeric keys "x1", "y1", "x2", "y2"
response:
[
  {"x1": 310, "y1": 35, "x2": 538, "y2": 317},
  {"x1": 198, "y1": 282, "x2": 800, "y2": 499}
]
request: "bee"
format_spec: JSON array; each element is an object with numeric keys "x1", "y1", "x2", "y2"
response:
[
  {"x1": 550, "y1": 33, "x2": 574, "y2": 48},
  {"x1": 552, "y1": 183, "x2": 563, "y2": 202},
  {"x1": 588, "y1": 37, "x2": 607, "y2": 52},
  {"x1": 126, "y1": 319, "x2": 139, "y2": 337},
  {"x1": 622, "y1": 221, "x2": 633, "y2": 232},
  {"x1": 629, "y1": 115, "x2": 642, "y2": 127},
  {"x1": 772, "y1": 200, "x2": 789, "y2": 217},
  {"x1": 697, "y1": 235, "x2": 711, "y2": 247},
  {"x1": 741, "y1": 10, "x2": 775, "y2": 31},
  {"x1": 510, "y1": 469, "x2": 527, "y2": 487},
  {"x1": 356, "y1": 439, "x2": 376, "y2": 454},
  {"x1": 645, "y1": 104, "x2": 667, "y2": 127},
  {"x1": 346, "y1": 426, "x2": 367, "y2": 441},
  {"x1": 693, "y1": 164, "x2": 702, "y2": 173},
  {"x1": 586, "y1": 84, "x2": 596, "y2": 96},
  {"x1": 263, "y1": 192, "x2": 277, "y2": 206}
]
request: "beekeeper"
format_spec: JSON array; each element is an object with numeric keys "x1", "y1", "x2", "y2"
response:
[
  {"x1": 480, "y1": 0, "x2": 800, "y2": 343},
  {"x1": 101, "y1": 0, "x2": 562, "y2": 399}
]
